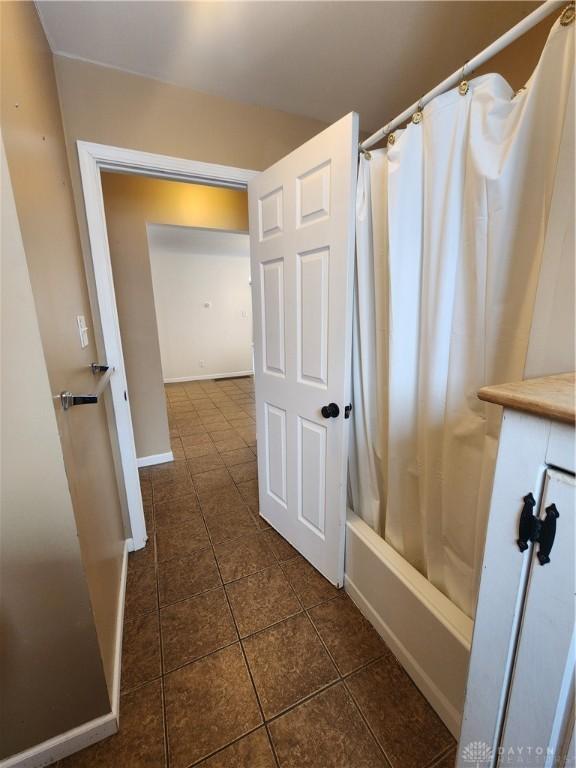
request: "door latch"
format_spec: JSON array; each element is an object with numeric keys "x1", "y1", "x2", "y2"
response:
[{"x1": 344, "y1": 403, "x2": 352, "y2": 419}]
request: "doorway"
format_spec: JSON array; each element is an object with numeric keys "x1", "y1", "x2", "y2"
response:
[
  {"x1": 77, "y1": 141, "x2": 257, "y2": 551},
  {"x1": 78, "y1": 112, "x2": 357, "y2": 583},
  {"x1": 147, "y1": 225, "x2": 253, "y2": 385},
  {"x1": 99, "y1": 168, "x2": 254, "y2": 476}
]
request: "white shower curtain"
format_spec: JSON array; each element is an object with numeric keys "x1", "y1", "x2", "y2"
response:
[{"x1": 350, "y1": 15, "x2": 574, "y2": 618}]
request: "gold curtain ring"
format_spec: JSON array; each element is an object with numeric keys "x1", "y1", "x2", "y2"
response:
[
  {"x1": 387, "y1": 132, "x2": 396, "y2": 147},
  {"x1": 412, "y1": 99, "x2": 424, "y2": 125},
  {"x1": 459, "y1": 61, "x2": 470, "y2": 95},
  {"x1": 560, "y1": 2, "x2": 575, "y2": 25}
]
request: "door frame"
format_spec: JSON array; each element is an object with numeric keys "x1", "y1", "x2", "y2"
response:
[{"x1": 76, "y1": 140, "x2": 258, "y2": 550}]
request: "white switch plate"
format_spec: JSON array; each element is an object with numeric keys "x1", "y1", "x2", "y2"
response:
[{"x1": 77, "y1": 315, "x2": 89, "y2": 348}]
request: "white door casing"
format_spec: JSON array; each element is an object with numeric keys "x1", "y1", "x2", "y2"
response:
[
  {"x1": 76, "y1": 141, "x2": 257, "y2": 551},
  {"x1": 249, "y1": 112, "x2": 359, "y2": 586}
]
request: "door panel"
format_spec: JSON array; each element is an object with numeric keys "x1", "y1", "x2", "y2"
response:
[
  {"x1": 260, "y1": 259, "x2": 285, "y2": 375},
  {"x1": 264, "y1": 402, "x2": 287, "y2": 506},
  {"x1": 298, "y1": 247, "x2": 329, "y2": 386},
  {"x1": 249, "y1": 112, "x2": 359, "y2": 585},
  {"x1": 299, "y1": 417, "x2": 327, "y2": 534}
]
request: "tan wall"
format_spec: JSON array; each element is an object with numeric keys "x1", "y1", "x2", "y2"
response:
[
  {"x1": 53, "y1": 55, "x2": 324, "y2": 458},
  {"x1": 54, "y1": 55, "x2": 327, "y2": 173},
  {"x1": 0, "y1": 136, "x2": 110, "y2": 758},
  {"x1": 52, "y1": 56, "x2": 326, "y2": 345},
  {"x1": 474, "y1": 14, "x2": 556, "y2": 86},
  {"x1": 1, "y1": 1, "x2": 125, "y2": 703},
  {"x1": 101, "y1": 173, "x2": 248, "y2": 458}
]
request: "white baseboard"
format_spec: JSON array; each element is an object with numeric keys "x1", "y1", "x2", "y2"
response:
[
  {"x1": 136, "y1": 451, "x2": 173, "y2": 468},
  {"x1": 164, "y1": 370, "x2": 253, "y2": 383},
  {"x1": 0, "y1": 713, "x2": 117, "y2": 768},
  {"x1": 345, "y1": 513, "x2": 472, "y2": 738},
  {"x1": 0, "y1": 542, "x2": 129, "y2": 768},
  {"x1": 111, "y1": 540, "x2": 128, "y2": 721}
]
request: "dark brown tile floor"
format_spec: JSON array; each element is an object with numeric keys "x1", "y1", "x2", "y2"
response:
[{"x1": 58, "y1": 377, "x2": 455, "y2": 768}]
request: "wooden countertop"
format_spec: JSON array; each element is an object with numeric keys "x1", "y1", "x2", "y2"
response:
[{"x1": 478, "y1": 373, "x2": 575, "y2": 424}]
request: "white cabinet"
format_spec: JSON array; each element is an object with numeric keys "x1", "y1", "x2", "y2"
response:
[{"x1": 458, "y1": 408, "x2": 575, "y2": 768}]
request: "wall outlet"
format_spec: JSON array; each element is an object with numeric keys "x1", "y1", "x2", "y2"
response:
[
  {"x1": 77, "y1": 315, "x2": 89, "y2": 348},
  {"x1": 199, "y1": 360, "x2": 205, "y2": 368}
]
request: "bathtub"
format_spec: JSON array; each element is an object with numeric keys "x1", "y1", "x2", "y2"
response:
[{"x1": 344, "y1": 512, "x2": 473, "y2": 737}]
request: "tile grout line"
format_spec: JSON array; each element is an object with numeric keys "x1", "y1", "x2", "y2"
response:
[
  {"x1": 297, "y1": 599, "x2": 393, "y2": 767},
  {"x1": 140, "y1": 483, "x2": 171, "y2": 768},
  {"x1": 174, "y1": 401, "x2": 287, "y2": 768},
  {"x1": 183, "y1": 724, "x2": 268, "y2": 768},
  {"x1": 304, "y1": 597, "x2": 390, "y2": 681},
  {"x1": 424, "y1": 742, "x2": 458, "y2": 768},
  {"x1": 121, "y1": 608, "x2": 389, "y2": 703},
  {"x1": 152, "y1": 484, "x2": 172, "y2": 768},
  {"x1": 263, "y1": 722, "x2": 282, "y2": 768},
  {"x1": 146, "y1": 381, "x2": 407, "y2": 767},
  {"x1": 194, "y1": 481, "x2": 274, "y2": 766},
  {"x1": 158, "y1": 385, "x2": 248, "y2": 768},
  {"x1": 342, "y1": 673, "x2": 396, "y2": 768}
]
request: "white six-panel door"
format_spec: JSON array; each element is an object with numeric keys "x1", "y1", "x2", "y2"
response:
[{"x1": 248, "y1": 112, "x2": 359, "y2": 586}]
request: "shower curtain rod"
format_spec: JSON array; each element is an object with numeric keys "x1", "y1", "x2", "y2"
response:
[{"x1": 360, "y1": 0, "x2": 567, "y2": 151}]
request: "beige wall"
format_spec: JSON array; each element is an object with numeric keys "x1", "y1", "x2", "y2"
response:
[
  {"x1": 0, "y1": 136, "x2": 110, "y2": 758},
  {"x1": 1, "y1": 1, "x2": 125, "y2": 704},
  {"x1": 54, "y1": 54, "x2": 327, "y2": 173},
  {"x1": 101, "y1": 173, "x2": 249, "y2": 458},
  {"x1": 474, "y1": 14, "x2": 556, "y2": 86},
  {"x1": 53, "y1": 54, "x2": 327, "y2": 460}
]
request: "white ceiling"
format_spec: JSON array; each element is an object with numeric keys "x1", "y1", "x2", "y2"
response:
[
  {"x1": 38, "y1": 1, "x2": 540, "y2": 132},
  {"x1": 147, "y1": 224, "x2": 249, "y2": 257}
]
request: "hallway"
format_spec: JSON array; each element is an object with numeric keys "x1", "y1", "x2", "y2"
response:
[{"x1": 58, "y1": 377, "x2": 455, "y2": 768}]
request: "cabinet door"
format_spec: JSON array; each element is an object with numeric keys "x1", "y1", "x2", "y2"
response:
[
  {"x1": 498, "y1": 468, "x2": 575, "y2": 768},
  {"x1": 458, "y1": 411, "x2": 551, "y2": 763}
]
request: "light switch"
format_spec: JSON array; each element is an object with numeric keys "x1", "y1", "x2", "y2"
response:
[{"x1": 77, "y1": 315, "x2": 89, "y2": 349}]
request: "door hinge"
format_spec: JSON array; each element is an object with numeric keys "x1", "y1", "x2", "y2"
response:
[
  {"x1": 517, "y1": 493, "x2": 560, "y2": 565},
  {"x1": 344, "y1": 403, "x2": 352, "y2": 419}
]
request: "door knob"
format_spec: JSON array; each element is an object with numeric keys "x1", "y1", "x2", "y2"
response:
[{"x1": 321, "y1": 403, "x2": 340, "y2": 419}]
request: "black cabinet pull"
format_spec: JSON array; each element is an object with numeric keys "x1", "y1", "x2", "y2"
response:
[
  {"x1": 517, "y1": 494, "x2": 560, "y2": 566},
  {"x1": 517, "y1": 493, "x2": 537, "y2": 552},
  {"x1": 536, "y1": 504, "x2": 559, "y2": 566}
]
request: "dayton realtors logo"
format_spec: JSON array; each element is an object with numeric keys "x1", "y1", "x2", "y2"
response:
[
  {"x1": 461, "y1": 741, "x2": 559, "y2": 766},
  {"x1": 461, "y1": 741, "x2": 493, "y2": 766}
]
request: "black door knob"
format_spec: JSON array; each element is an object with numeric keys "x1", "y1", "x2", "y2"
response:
[{"x1": 321, "y1": 403, "x2": 340, "y2": 419}]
